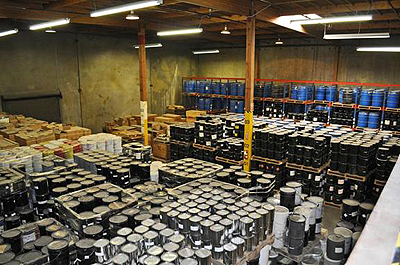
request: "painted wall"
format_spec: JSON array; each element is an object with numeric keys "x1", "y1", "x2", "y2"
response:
[
  {"x1": 196, "y1": 45, "x2": 400, "y2": 84},
  {"x1": 0, "y1": 32, "x2": 197, "y2": 132}
]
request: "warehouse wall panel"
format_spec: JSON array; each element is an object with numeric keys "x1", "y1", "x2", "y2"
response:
[{"x1": 197, "y1": 48, "x2": 246, "y2": 78}]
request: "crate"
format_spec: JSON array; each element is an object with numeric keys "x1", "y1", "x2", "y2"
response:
[
  {"x1": 55, "y1": 183, "x2": 138, "y2": 236},
  {"x1": 2, "y1": 218, "x2": 78, "y2": 264}
]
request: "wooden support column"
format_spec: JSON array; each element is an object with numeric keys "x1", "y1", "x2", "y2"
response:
[
  {"x1": 138, "y1": 22, "x2": 149, "y2": 145},
  {"x1": 243, "y1": 15, "x2": 256, "y2": 172},
  {"x1": 333, "y1": 46, "x2": 340, "y2": 82}
]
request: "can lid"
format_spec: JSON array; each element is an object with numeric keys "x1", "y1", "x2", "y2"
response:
[
  {"x1": 169, "y1": 234, "x2": 184, "y2": 243},
  {"x1": 360, "y1": 202, "x2": 374, "y2": 211},
  {"x1": 328, "y1": 233, "x2": 345, "y2": 243},
  {"x1": 181, "y1": 258, "x2": 198, "y2": 265},
  {"x1": 195, "y1": 248, "x2": 211, "y2": 259},
  {"x1": 163, "y1": 242, "x2": 180, "y2": 252},
  {"x1": 0, "y1": 252, "x2": 15, "y2": 263},
  {"x1": 142, "y1": 219, "x2": 156, "y2": 227},
  {"x1": 19, "y1": 250, "x2": 43, "y2": 263},
  {"x1": 127, "y1": 233, "x2": 143, "y2": 244},
  {"x1": 161, "y1": 251, "x2": 178, "y2": 262},
  {"x1": 110, "y1": 236, "x2": 126, "y2": 246},
  {"x1": 93, "y1": 206, "x2": 110, "y2": 215},
  {"x1": 110, "y1": 215, "x2": 128, "y2": 225},
  {"x1": 178, "y1": 248, "x2": 194, "y2": 259},
  {"x1": 152, "y1": 223, "x2": 167, "y2": 232},
  {"x1": 334, "y1": 227, "x2": 353, "y2": 238},
  {"x1": 144, "y1": 255, "x2": 161, "y2": 265},
  {"x1": 121, "y1": 243, "x2": 137, "y2": 254},
  {"x1": 160, "y1": 228, "x2": 174, "y2": 238},
  {"x1": 47, "y1": 239, "x2": 69, "y2": 252},
  {"x1": 51, "y1": 230, "x2": 69, "y2": 240},
  {"x1": 134, "y1": 225, "x2": 149, "y2": 235},
  {"x1": 76, "y1": 238, "x2": 95, "y2": 250},
  {"x1": 113, "y1": 253, "x2": 130, "y2": 265},
  {"x1": 84, "y1": 225, "x2": 104, "y2": 236},
  {"x1": 93, "y1": 238, "x2": 110, "y2": 248},
  {"x1": 144, "y1": 231, "x2": 159, "y2": 240},
  {"x1": 37, "y1": 218, "x2": 54, "y2": 228},
  {"x1": 223, "y1": 243, "x2": 237, "y2": 252},
  {"x1": 342, "y1": 199, "x2": 360, "y2": 207}
]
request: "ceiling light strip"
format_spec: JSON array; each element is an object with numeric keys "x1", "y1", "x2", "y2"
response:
[
  {"x1": 134, "y1": 43, "x2": 163, "y2": 49},
  {"x1": 357, "y1": 47, "x2": 400, "y2": 52},
  {"x1": 292, "y1": 15, "x2": 372, "y2": 25},
  {"x1": 29, "y1": 18, "x2": 70, "y2": 30},
  {"x1": 157, "y1": 28, "x2": 203, "y2": 36},
  {"x1": 192, "y1": 49, "x2": 219, "y2": 55},
  {"x1": 324, "y1": 32, "x2": 390, "y2": 39},
  {"x1": 0, "y1": 29, "x2": 18, "y2": 37},
  {"x1": 90, "y1": 0, "x2": 162, "y2": 17}
]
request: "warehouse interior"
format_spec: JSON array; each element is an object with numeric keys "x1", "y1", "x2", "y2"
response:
[{"x1": 0, "y1": 0, "x2": 399, "y2": 264}]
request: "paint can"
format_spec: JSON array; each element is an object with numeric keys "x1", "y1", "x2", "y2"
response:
[
  {"x1": 273, "y1": 205, "x2": 289, "y2": 249},
  {"x1": 161, "y1": 251, "x2": 178, "y2": 264},
  {"x1": 286, "y1": 182, "x2": 302, "y2": 206},
  {"x1": 341, "y1": 199, "x2": 359, "y2": 224},
  {"x1": 326, "y1": 234, "x2": 345, "y2": 261},
  {"x1": 113, "y1": 253, "x2": 130, "y2": 265},
  {"x1": 358, "y1": 202, "x2": 374, "y2": 226},
  {"x1": 294, "y1": 206, "x2": 311, "y2": 246},
  {"x1": 307, "y1": 196, "x2": 323, "y2": 234},
  {"x1": 333, "y1": 227, "x2": 352, "y2": 256},
  {"x1": 280, "y1": 187, "x2": 296, "y2": 211},
  {"x1": 301, "y1": 201, "x2": 316, "y2": 241},
  {"x1": 195, "y1": 248, "x2": 211, "y2": 265},
  {"x1": 47, "y1": 239, "x2": 70, "y2": 265},
  {"x1": 223, "y1": 243, "x2": 237, "y2": 265},
  {"x1": 351, "y1": 231, "x2": 361, "y2": 249},
  {"x1": 288, "y1": 214, "x2": 306, "y2": 255},
  {"x1": 2, "y1": 229, "x2": 22, "y2": 254},
  {"x1": 76, "y1": 238, "x2": 96, "y2": 264}
]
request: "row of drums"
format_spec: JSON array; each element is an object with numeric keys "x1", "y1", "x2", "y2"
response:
[
  {"x1": 184, "y1": 81, "x2": 245, "y2": 96},
  {"x1": 359, "y1": 89, "x2": 400, "y2": 108},
  {"x1": 196, "y1": 99, "x2": 245, "y2": 113},
  {"x1": 357, "y1": 111, "x2": 380, "y2": 129}
]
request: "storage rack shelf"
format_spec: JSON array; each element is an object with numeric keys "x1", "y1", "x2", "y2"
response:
[
  {"x1": 183, "y1": 77, "x2": 400, "y2": 132},
  {"x1": 251, "y1": 155, "x2": 286, "y2": 165},
  {"x1": 286, "y1": 160, "x2": 330, "y2": 174}
]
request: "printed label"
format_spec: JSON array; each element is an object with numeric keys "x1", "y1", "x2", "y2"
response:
[
  {"x1": 394, "y1": 121, "x2": 398, "y2": 126},
  {"x1": 190, "y1": 226, "x2": 199, "y2": 232},
  {"x1": 200, "y1": 126, "x2": 204, "y2": 131},
  {"x1": 335, "y1": 247, "x2": 343, "y2": 253},
  {"x1": 338, "y1": 179, "x2": 345, "y2": 185},
  {"x1": 385, "y1": 120, "x2": 390, "y2": 125},
  {"x1": 315, "y1": 175, "x2": 321, "y2": 181},
  {"x1": 204, "y1": 245, "x2": 212, "y2": 250},
  {"x1": 195, "y1": 240, "x2": 201, "y2": 246},
  {"x1": 212, "y1": 135, "x2": 217, "y2": 140},
  {"x1": 206, "y1": 141, "x2": 211, "y2": 146},
  {"x1": 199, "y1": 133, "x2": 204, "y2": 137},
  {"x1": 178, "y1": 224, "x2": 183, "y2": 229},
  {"x1": 338, "y1": 189, "x2": 343, "y2": 195},
  {"x1": 22, "y1": 233, "x2": 36, "y2": 244},
  {"x1": 215, "y1": 246, "x2": 223, "y2": 252},
  {"x1": 351, "y1": 211, "x2": 358, "y2": 217},
  {"x1": 329, "y1": 186, "x2": 334, "y2": 191},
  {"x1": 145, "y1": 241, "x2": 154, "y2": 247},
  {"x1": 290, "y1": 171, "x2": 295, "y2": 176}
]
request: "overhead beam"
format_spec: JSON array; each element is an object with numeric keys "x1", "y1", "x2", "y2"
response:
[{"x1": 45, "y1": 0, "x2": 87, "y2": 10}]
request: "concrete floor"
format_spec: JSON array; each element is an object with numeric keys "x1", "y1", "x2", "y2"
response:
[{"x1": 322, "y1": 205, "x2": 341, "y2": 233}]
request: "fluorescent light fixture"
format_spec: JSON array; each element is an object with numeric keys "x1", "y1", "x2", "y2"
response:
[
  {"x1": 192, "y1": 49, "x2": 219, "y2": 55},
  {"x1": 29, "y1": 18, "x2": 70, "y2": 30},
  {"x1": 357, "y1": 47, "x2": 400, "y2": 52},
  {"x1": 134, "y1": 43, "x2": 162, "y2": 49},
  {"x1": 45, "y1": 29, "x2": 56, "y2": 33},
  {"x1": 157, "y1": 28, "x2": 203, "y2": 36},
  {"x1": 303, "y1": 14, "x2": 322, "y2": 19},
  {"x1": 0, "y1": 29, "x2": 18, "y2": 37},
  {"x1": 324, "y1": 32, "x2": 390, "y2": 39},
  {"x1": 221, "y1": 25, "x2": 230, "y2": 35},
  {"x1": 275, "y1": 40, "x2": 283, "y2": 45},
  {"x1": 90, "y1": 0, "x2": 162, "y2": 17},
  {"x1": 126, "y1": 11, "x2": 140, "y2": 20},
  {"x1": 291, "y1": 15, "x2": 372, "y2": 25}
]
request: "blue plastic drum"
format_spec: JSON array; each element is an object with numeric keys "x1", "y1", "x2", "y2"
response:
[
  {"x1": 264, "y1": 84, "x2": 272, "y2": 97},
  {"x1": 298, "y1": 86, "x2": 308, "y2": 101},
  {"x1": 220, "y1": 83, "x2": 227, "y2": 95},
  {"x1": 198, "y1": 98, "x2": 205, "y2": 110},
  {"x1": 360, "y1": 89, "x2": 372, "y2": 106},
  {"x1": 204, "y1": 98, "x2": 212, "y2": 111},
  {"x1": 211, "y1": 82, "x2": 221, "y2": 95},
  {"x1": 387, "y1": 90, "x2": 400, "y2": 108},
  {"x1": 204, "y1": 81, "x2": 211, "y2": 94},
  {"x1": 237, "y1": 100, "x2": 245, "y2": 113},
  {"x1": 237, "y1": 83, "x2": 245, "y2": 96},
  {"x1": 316, "y1": 86, "x2": 326, "y2": 101},
  {"x1": 326, "y1": 86, "x2": 337, "y2": 102},
  {"x1": 368, "y1": 112, "x2": 380, "y2": 129},
  {"x1": 372, "y1": 89, "x2": 384, "y2": 107},
  {"x1": 230, "y1": 83, "x2": 238, "y2": 96},
  {"x1": 357, "y1": 111, "x2": 369, "y2": 127},
  {"x1": 229, "y1": 100, "x2": 237, "y2": 112},
  {"x1": 291, "y1": 87, "x2": 299, "y2": 100}
]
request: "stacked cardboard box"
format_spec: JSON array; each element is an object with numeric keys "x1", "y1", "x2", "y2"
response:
[{"x1": 31, "y1": 139, "x2": 82, "y2": 159}]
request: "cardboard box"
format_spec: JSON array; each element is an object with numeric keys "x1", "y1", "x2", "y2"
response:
[
  {"x1": 154, "y1": 117, "x2": 176, "y2": 123},
  {"x1": 186, "y1": 110, "x2": 206, "y2": 122},
  {"x1": 0, "y1": 138, "x2": 19, "y2": 150},
  {"x1": 153, "y1": 137, "x2": 170, "y2": 161},
  {"x1": 162, "y1": 114, "x2": 182, "y2": 122},
  {"x1": 148, "y1": 114, "x2": 157, "y2": 122}
]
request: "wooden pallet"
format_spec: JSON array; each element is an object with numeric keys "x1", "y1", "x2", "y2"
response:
[
  {"x1": 313, "y1": 100, "x2": 333, "y2": 104},
  {"x1": 374, "y1": 179, "x2": 387, "y2": 186},
  {"x1": 215, "y1": 156, "x2": 243, "y2": 165},
  {"x1": 286, "y1": 160, "x2": 330, "y2": 174},
  {"x1": 286, "y1": 99, "x2": 313, "y2": 105},
  {"x1": 359, "y1": 105, "x2": 383, "y2": 111},
  {"x1": 386, "y1": 107, "x2": 400, "y2": 113},
  {"x1": 193, "y1": 143, "x2": 218, "y2": 151},
  {"x1": 327, "y1": 169, "x2": 373, "y2": 182},
  {"x1": 251, "y1": 155, "x2": 286, "y2": 165},
  {"x1": 332, "y1": 102, "x2": 354, "y2": 109},
  {"x1": 324, "y1": 201, "x2": 342, "y2": 209}
]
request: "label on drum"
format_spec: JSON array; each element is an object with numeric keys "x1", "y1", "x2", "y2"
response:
[
  {"x1": 385, "y1": 120, "x2": 390, "y2": 125},
  {"x1": 338, "y1": 179, "x2": 345, "y2": 185},
  {"x1": 135, "y1": 153, "x2": 141, "y2": 160},
  {"x1": 313, "y1": 118, "x2": 318, "y2": 122},
  {"x1": 178, "y1": 223, "x2": 183, "y2": 229},
  {"x1": 212, "y1": 135, "x2": 217, "y2": 140},
  {"x1": 22, "y1": 232, "x2": 36, "y2": 244},
  {"x1": 200, "y1": 126, "x2": 204, "y2": 131},
  {"x1": 199, "y1": 133, "x2": 204, "y2": 138},
  {"x1": 355, "y1": 184, "x2": 358, "y2": 190},
  {"x1": 204, "y1": 245, "x2": 212, "y2": 250},
  {"x1": 145, "y1": 241, "x2": 154, "y2": 247},
  {"x1": 351, "y1": 211, "x2": 358, "y2": 217},
  {"x1": 315, "y1": 175, "x2": 321, "y2": 181},
  {"x1": 338, "y1": 189, "x2": 343, "y2": 195},
  {"x1": 290, "y1": 171, "x2": 295, "y2": 176},
  {"x1": 329, "y1": 186, "x2": 334, "y2": 191},
  {"x1": 195, "y1": 240, "x2": 201, "y2": 246},
  {"x1": 190, "y1": 226, "x2": 199, "y2": 232},
  {"x1": 335, "y1": 247, "x2": 343, "y2": 253},
  {"x1": 315, "y1": 223, "x2": 321, "y2": 233},
  {"x1": 215, "y1": 246, "x2": 223, "y2": 253},
  {"x1": 206, "y1": 141, "x2": 211, "y2": 146},
  {"x1": 394, "y1": 121, "x2": 397, "y2": 126}
]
